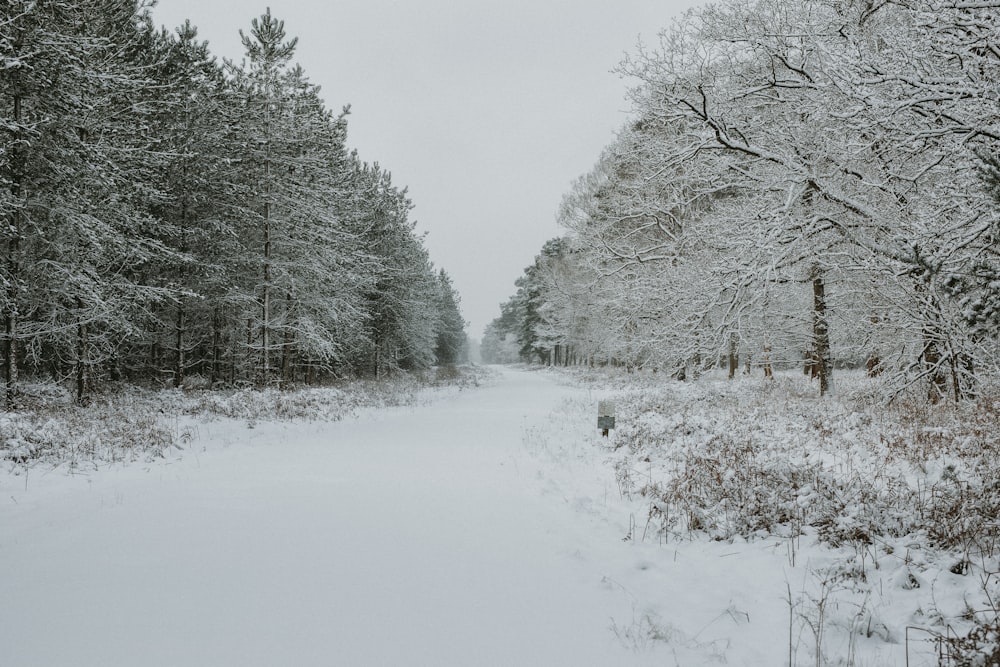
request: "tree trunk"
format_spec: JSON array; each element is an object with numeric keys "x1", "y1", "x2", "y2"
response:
[
  {"x1": 916, "y1": 278, "x2": 949, "y2": 403},
  {"x1": 281, "y1": 293, "x2": 294, "y2": 384},
  {"x1": 4, "y1": 297, "x2": 17, "y2": 407},
  {"x1": 261, "y1": 214, "x2": 271, "y2": 385},
  {"x1": 245, "y1": 317, "x2": 254, "y2": 384},
  {"x1": 866, "y1": 315, "x2": 881, "y2": 377},
  {"x1": 76, "y1": 299, "x2": 89, "y2": 404},
  {"x1": 811, "y1": 264, "x2": 832, "y2": 397},
  {"x1": 211, "y1": 307, "x2": 222, "y2": 386},
  {"x1": 4, "y1": 89, "x2": 24, "y2": 408},
  {"x1": 174, "y1": 302, "x2": 186, "y2": 387},
  {"x1": 231, "y1": 320, "x2": 241, "y2": 386},
  {"x1": 260, "y1": 97, "x2": 273, "y2": 386},
  {"x1": 955, "y1": 353, "x2": 975, "y2": 401},
  {"x1": 728, "y1": 333, "x2": 738, "y2": 380},
  {"x1": 174, "y1": 176, "x2": 192, "y2": 387},
  {"x1": 922, "y1": 330, "x2": 947, "y2": 403}
]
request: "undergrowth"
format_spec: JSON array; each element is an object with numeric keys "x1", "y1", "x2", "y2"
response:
[
  {"x1": 573, "y1": 367, "x2": 1000, "y2": 665},
  {"x1": 0, "y1": 365, "x2": 492, "y2": 470},
  {"x1": 606, "y1": 372, "x2": 1000, "y2": 555}
]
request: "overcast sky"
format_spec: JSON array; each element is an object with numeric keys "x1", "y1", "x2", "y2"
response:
[{"x1": 151, "y1": 0, "x2": 704, "y2": 339}]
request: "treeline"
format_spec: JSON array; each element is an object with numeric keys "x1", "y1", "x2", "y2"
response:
[
  {"x1": 1, "y1": 1, "x2": 467, "y2": 406},
  {"x1": 484, "y1": 0, "x2": 1000, "y2": 401}
]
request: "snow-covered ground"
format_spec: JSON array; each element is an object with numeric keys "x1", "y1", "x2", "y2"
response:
[
  {"x1": 1, "y1": 367, "x2": 991, "y2": 665},
  {"x1": 0, "y1": 367, "x2": 675, "y2": 666}
]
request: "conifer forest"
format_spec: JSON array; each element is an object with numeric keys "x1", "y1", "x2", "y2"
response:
[{"x1": 0, "y1": 2, "x2": 467, "y2": 407}]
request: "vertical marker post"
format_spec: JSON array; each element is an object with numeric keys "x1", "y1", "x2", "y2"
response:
[{"x1": 597, "y1": 400, "x2": 616, "y2": 437}]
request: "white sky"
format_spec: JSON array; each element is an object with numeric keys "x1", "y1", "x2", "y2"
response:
[{"x1": 151, "y1": 0, "x2": 705, "y2": 339}]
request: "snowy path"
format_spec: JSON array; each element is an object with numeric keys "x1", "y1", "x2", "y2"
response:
[{"x1": 1, "y1": 368, "x2": 685, "y2": 666}]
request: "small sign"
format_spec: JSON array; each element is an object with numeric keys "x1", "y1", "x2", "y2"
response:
[{"x1": 598, "y1": 400, "x2": 616, "y2": 436}]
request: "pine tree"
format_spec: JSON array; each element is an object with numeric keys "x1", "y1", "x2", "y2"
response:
[
  {"x1": 132, "y1": 21, "x2": 241, "y2": 387},
  {"x1": 353, "y1": 163, "x2": 439, "y2": 377},
  {"x1": 1, "y1": 0, "x2": 172, "y2": 404},
  {"x1": 2, "y1": 2, "x2": 464, "y2": 395},
  {"x1": 268, "y1": 74, "x2": 371, "y2": 382},
  {"x1": 231, "y1": 8, "x2": 299, "y2": 385},
  {"x1": 434, "y1": 269, "x2": 467, "y2": 366}
]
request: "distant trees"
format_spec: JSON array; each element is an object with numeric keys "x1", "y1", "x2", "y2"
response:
[
  {"x1": 354, "y1": 163, "x2": 439, "y2": 377},
  {"x1": 434, "y1": 269, "x2": 468, "y2": 366},
  {"x1": 486, "y1": 0, "x2": 1000, "y2": 401},
  {"x1": 483, "y1": 239, "x2": 574, "y2": 366},
  {"x1": 0, "y1": 3, "x2": 464, "y2": 405}
]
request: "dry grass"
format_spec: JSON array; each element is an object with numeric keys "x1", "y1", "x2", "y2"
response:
[
  {"x1": 0, "y1": 365, "x2": 493, "y2": 469},
  {"x1": 571, "y1": 366, "x2": 1000, "y2": 664}
]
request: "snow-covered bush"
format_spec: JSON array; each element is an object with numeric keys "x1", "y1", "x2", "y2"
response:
[
  {"x1": 1, "y1": 365, "x2": 493, "y2": 469},
  {"x1": 606, "y1": 371, "x2": 1000, "y2": 557},
  {"x1": 941, "y1": 611, "x2": 1000, "y2": 666},
  {"x1": 0, "y1": 403, "x2": 176, "y2": 467},
  {"x1": 563, "y1": 367, "x2": 1000, "y2": 663}
]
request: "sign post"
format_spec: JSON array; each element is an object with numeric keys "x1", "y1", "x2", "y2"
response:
[{"x1": 597, "y1": 400, "x2": 616, "y2": 437}]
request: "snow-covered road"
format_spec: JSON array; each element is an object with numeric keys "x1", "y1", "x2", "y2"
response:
[{"x1": 1, "y1": 368, "x2": 681, "y2": 666}]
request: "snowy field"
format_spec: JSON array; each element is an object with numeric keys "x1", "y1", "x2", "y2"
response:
[{"x1": 2, "y1": 366, "x2": 998, "y2": 665}]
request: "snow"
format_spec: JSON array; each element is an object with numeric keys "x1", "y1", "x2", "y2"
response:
[
  {"x1": 0, "y1": 368, "x2": 660, "y2": 665},
  {"x1": 0, "y1": 367, "x2": 991, "y2": 665}
]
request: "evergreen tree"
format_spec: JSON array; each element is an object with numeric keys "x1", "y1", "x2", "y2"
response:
[
  {"x1": 354, "y1": 163, "x2": 438, "y2": 377},
  {"x1": 133, "y1": 21, "x2": 241, "y2": 387},
  {"x1": 1, "y1": 0, "x2": 172, "y2": 404},
  {"x1": 233, "y1": 8, "x2": 297, "y2": 384},
  {"x1": 268, "y1": 75, "x2": 371, "y2": 382},
  {"x1": 434, "y1": 269, "x2": 467, "y2": 365},
  {"x1": 0, "y1": 2, "x2": 459, "y2": 395}
]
